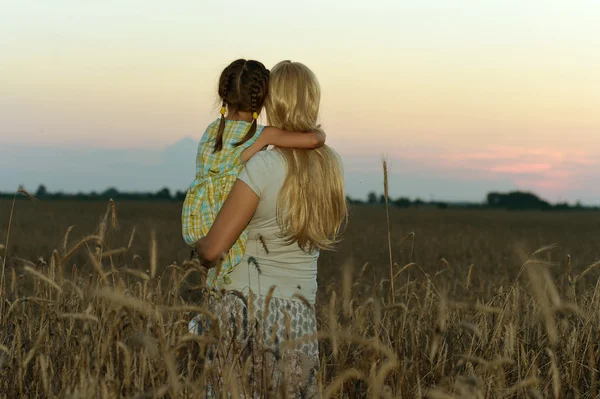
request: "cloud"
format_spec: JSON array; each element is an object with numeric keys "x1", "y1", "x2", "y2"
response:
[
  {"x1": 383, "y1": 145, "x2": 598, "y2": 202},
  {"x1": 340, "y1": 142, "x2": 598, "y2": 203},
  {"x1": 489, "y1": 163, "x2": 553, "y2": 174}
]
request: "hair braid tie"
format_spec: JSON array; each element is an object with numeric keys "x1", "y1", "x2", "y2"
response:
[
  {"x1": 251, "y1": 83, "x2": 259, "y2": 120},
  {"x1": 220, "y1": 74, "x2": 230, "y2": 115},
  {"x1": 213, "y1": 71, "x2": 232, "y2": 153}
]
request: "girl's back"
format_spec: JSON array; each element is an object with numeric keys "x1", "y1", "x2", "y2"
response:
[
  {"x1": 196, "y1": 118, "x2": 264, "y2": 175},
  {"x1": 181, "y1": 118, "x2": 264, "y2": 286},
  {"x1": 181, "y1": 58, "x2": 271, "y2": 287}
]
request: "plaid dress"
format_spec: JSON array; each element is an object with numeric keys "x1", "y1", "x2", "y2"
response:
[{"x1": 182, "y1": 118, "x2": 264, "y2": 287}]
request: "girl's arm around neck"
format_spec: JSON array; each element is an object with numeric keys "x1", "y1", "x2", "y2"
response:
[
  {"x1": 194, "y1": 179, "x2": 259, "y2": 264},
  {"x1": 241, "y1": 127, "x2": 325, "y2": 162}
]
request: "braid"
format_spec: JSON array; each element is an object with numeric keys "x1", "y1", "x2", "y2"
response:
[
  {"x1": 213, "y1": 59, "x2": 268, "y2": 151},
  {"x1": 236, "y1": 70, "x2": 269, "y2": 147},
  {"x1": 213, "y1": 70, "x2": 232, "y2": 153}
]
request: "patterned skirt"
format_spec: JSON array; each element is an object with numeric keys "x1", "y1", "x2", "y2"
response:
[{"x1": 190, "y1": 292, "x2": 320, "y2": 398}]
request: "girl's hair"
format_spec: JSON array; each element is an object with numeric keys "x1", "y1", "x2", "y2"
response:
[
  {"x1": 214, "y1": 59, "x2": 270, "y2": 153},
  {"x1": 266, "y1": 60, "x2": 347, "y2": 252}
]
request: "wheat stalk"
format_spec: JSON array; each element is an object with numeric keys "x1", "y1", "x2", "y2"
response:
[
  {"x1": 382, "y1": 158, "x2": 394, "y2": 303},
  {"x1": 1, "y1": 188, "x2": 36, "y2": 316}
]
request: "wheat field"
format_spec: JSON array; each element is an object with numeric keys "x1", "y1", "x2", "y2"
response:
[{"x1": 1, "y1": 195, "x2": 600, "y2": 398}]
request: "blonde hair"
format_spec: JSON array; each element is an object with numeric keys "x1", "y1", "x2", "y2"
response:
[{"x1": 266, "y1": 60, "x2": 347, "y2": 252}]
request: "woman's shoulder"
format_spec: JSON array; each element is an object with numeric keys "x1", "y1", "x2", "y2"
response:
[
  {"x1": 246, "y1": 149, "x2": 285, "y2": 169},
  {"x1": 238, "y1": 150, "x2": 285, "y2": 195}
]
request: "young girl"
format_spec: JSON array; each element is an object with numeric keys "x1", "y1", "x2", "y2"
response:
[{"x1": 182, "y1": 59, "x2": 325, "y2": 288}]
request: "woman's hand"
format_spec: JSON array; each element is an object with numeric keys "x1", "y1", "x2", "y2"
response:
[{"x1": 194, "y1": 178, "x2": 260, "y2": 264}]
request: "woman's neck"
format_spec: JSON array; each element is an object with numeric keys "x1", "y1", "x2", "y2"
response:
[{"x1": 226, "y1": 111, "x2": 253, "y2": 123}]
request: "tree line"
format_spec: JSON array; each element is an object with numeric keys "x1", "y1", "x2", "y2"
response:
[
  {"x1": 0, "y1": 185, "x2": 187, "y2": 202},
  {"x1": 351, "y1": 190, "x2": 593, "y2": 211},
  {"x1": 0, "y1": 185, "x2": 596, "y2": 211}
]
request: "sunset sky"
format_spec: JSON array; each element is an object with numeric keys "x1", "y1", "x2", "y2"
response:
[{"x1": 2, "y1": 0, "x2": 599, "y2": 204}]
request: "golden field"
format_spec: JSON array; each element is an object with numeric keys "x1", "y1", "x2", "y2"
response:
[{"x1": 1, "y1": 197, "x2": 600, "y2": 398}]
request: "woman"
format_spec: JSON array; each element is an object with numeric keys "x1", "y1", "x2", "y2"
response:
[{"x1": 195, "y1": 61, "x2": 346, "y2": 397}]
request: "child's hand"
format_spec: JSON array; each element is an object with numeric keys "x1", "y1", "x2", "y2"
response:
[
  {"x1": 311, "y1": 130, "x2": 326, "y2": 147},
  {"x1": 242, "y1": 127, "x2": 327, "y2": 161}
]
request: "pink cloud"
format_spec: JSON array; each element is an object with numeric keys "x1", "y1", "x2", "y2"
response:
[
  {"x1": 571, "y1": 157, "x2": 597, "y2": 166},
  {"x1": 338, "y1": 140, "x2": 598, "y2": 203},
  {"x1": 489, "y1": 163, "x2": 553, "y2": 174},
  {"x1": 341, "y1": 141, "x2": 596, "y2": 200},
  {"x1": 384, "y1": 145, "x2": 596, "y2": 198}
]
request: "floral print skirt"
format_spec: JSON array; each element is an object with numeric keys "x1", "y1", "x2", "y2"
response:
[{"x1": 190, "y1": 291, "x2": 320, "y2": 398}]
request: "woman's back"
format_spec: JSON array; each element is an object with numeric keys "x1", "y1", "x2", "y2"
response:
[{"x1": 227, "y1": 149, "x2": 322, "y2": 304}]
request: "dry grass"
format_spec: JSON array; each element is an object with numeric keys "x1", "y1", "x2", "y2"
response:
[{"x1": 1, "y1": 194, "x2": 600, "y2": 397}]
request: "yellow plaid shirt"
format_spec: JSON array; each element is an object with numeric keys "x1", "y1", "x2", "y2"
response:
[{"x1": 182, "y1": 119, "x2": 264, "y2": 287}]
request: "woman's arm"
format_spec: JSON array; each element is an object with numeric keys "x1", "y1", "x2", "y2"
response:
[
  {"x1": 194, "y1": 179, "x2": 260, "y2": 264},
  {"x1": 241, "y1": 127, "x2": 325, "y2": 162}
]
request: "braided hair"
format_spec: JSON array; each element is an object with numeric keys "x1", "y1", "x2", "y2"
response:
[{"x1": 213, "y1": 59, "x2": 270, "y2": 153}]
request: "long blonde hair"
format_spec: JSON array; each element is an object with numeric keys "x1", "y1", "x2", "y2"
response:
[{"x1": 266, "y1": 61, "x2": 347, "y2": 252}]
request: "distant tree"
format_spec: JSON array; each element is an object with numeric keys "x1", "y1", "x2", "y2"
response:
[
  {"x1": 175, "y1": 190, "x2": 187, "y2": 201},
  {"x1": 379, "y1": 194, "x2": 387, "y2": 204},
  {"x1": 347, "y1": 196, "x2": 364, "y2": 205},
  {"x1": 36, "y1": 184, "x2": 48, "y2": 197},
  {"x1": 486, "y1": 191, "x2": 550, "y2": 210},
  {"x1": 393, "y1": 197, "x2": 411, "y2": 208},
  {"x1": 155, "y1": 187, "x2": 172, "y2": 200},
  {"x1": 367, "y1": 192, "x2": 378, "y2": 204},
  {"x1": 555, "y1": 202, "x2": 570, "y2": 211},
  {"x1": 487, "y1": 192, "x2": 501, "y2": 206},
  {"x1": 103, "y1": 187, "x2": 120, "y2": 198}
]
